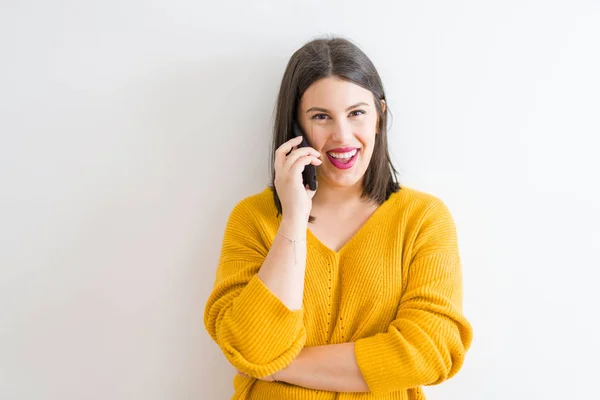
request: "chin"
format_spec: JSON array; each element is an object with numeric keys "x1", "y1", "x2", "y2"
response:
[{"x1": 329, "y1": 175, "x2": 363, "y2": 188}]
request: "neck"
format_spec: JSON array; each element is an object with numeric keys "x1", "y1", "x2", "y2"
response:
[{"x1": 311, "y1": 180, "x2": 370, "y2": 212}]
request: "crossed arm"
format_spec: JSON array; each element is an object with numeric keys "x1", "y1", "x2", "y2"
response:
[
  {"x1": 231, "y1": 254, "x2": 473, "y2": 394},
  {"x1": 240, "y1": 342, "x2": 370, "y2": 393}
]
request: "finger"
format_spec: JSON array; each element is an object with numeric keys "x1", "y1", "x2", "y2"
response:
[
  {"x1": 290, "y1": 155, "x2": 322, "y2": 176},
  {"x1": 283, "y1": 148, "x2": 321, "y2": 171},
  {"x1": 274, "y1": 136, "x2": 303, "y2": 170}
]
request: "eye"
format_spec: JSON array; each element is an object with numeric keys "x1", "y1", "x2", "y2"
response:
[
  {"x1": 311, "y1": 113, "x2": 329, "y2": 120},
  {"x1": 349, "y1": 110, "x2": 366, "y2": 117}
]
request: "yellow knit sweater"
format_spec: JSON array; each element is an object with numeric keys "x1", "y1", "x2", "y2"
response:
[{"x1": 204, "y1": 185, "x2": 473, "y2": 399}]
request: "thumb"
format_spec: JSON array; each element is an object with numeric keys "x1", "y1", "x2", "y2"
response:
[{"x1": 306, "y1": 183, "x2": 318, "y2": 199}]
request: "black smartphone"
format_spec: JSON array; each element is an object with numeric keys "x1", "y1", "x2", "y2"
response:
[{"x1": 293, "y1": 122, "x2": 318, "y2": 191}]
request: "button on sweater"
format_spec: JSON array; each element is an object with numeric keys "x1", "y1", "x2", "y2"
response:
[{"x1": 204, "y1": 185, "x2": 473, "y2": 399}]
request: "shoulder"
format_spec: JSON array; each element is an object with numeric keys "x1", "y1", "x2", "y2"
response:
[
  {"x1": 219, "y1": 187, "x2": 277, "y2": 254},
  {"x1": 389, "y1": 185, "x2": 453, "y2": 222},
  {"x1": 226, "y1": 186, "x2": 278, "y2": 226},
  {"x1": 393, "y1": 185, "x2": 459, "y2": 258}
]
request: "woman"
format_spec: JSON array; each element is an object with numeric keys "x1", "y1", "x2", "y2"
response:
[{"x1": 204, "y1": 36, "x2": 473, "y2": 399}]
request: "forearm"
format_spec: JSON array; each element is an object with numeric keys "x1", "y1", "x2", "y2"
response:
[
  {"x1": 257, "y1": 216, "x2": 307, "y2": 311},
  {"x1": 275, "y1": 342, "x2": 370, "y2": 393}
]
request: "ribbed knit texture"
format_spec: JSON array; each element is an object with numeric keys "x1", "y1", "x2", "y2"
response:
[{"x1": 204, "y1": 186, "x2": 473, "y2": 399}]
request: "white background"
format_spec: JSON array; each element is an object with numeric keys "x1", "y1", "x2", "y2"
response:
[{"x1": 1, "y1": 1, "x2": 599, "y2": 399}]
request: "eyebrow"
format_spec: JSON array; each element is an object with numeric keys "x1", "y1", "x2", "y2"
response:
[{"x1": 305, "y1": 102, "x2": 370, "y2": 113}]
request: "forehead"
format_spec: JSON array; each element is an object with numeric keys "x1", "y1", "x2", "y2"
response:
[{"x1": 300, "y1": 76, "x2": 373, "y2": 110}]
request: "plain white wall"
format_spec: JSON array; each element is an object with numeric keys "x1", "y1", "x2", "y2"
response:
[{"x1": 1, "y1": 1, "x2": 599, "y2": 399}]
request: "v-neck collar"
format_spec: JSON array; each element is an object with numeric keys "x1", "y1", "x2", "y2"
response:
[{"x1": 306, "y1": 190, "x2": 400, "y2": 257}]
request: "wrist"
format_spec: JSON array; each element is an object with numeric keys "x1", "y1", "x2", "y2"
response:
[
  {"x1": 274, "y1": 348, "x2": 304, "y2": 383},
  {"x1": 272, "y1": 369, "x2": 281, "y2": 382},
  {"x1": 272, "y1": 363, "x2": 289, "y2": 383},
  {"x1": 279, "y1": 217, "x2": 308, "y2": 239},
  {"x1": 281, "y1": 213, "x2": 308, "y2": 224}
]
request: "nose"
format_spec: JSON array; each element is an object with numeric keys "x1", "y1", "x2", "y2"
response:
[{"x1": 330, "y1": 119, "x2": 354, "y2": 142}]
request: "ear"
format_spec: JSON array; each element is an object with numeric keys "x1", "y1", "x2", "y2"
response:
[{"x1": 376, "y1": 99, "x2": 386, "y2": 134}]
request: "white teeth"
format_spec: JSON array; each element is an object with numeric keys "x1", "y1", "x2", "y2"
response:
[{"x1": 327, "y1": 149, "x2": 358, "y2": 159}]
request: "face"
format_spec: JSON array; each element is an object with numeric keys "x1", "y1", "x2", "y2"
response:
[{"x1": 297, "y1": 76, "x2": 384, "y2": 189}]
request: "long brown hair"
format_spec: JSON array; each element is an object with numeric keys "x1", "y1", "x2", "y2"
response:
[{"x1": 269, "y1": 35, "x2": 402, "y2": 223}]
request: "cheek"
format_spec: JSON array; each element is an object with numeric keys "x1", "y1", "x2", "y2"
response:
[
  {"x1": 306, "y1": 138, "x2": 326, "y2": 151},
  {"x1": 355, "y1": 116, "x2": 378, "y2": 133},
  {"x1": 306, "y1": 130, "x2": 328, "y2": 149},
  {"x1": 356, "y1": 125, "x2": 377, "y2": 145}
]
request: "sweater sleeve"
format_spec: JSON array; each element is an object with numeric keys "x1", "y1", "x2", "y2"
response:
[
  {"x1": 203, "y1": 200, "x2": 307, "y2": 379},
  {"x1": 354, "y1": 198, "x2": 473, "y2": 394}
]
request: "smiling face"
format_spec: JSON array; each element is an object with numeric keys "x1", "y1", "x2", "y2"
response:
[{"x1": 297, "y1": 76, "x2": 385, "y2": 190}]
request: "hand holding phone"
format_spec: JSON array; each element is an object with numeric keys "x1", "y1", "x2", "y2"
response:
[{"x1": 293, "y1": 122, "x2": 318, "y2": 191}]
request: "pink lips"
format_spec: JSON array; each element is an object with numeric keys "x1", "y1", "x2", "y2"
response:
[
  {"x1": 328, "y1": 147, "x2": 357, "y2": 153},
  {"x1": 326, "y1": 149, "x2": 360, "y2": 170}
]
